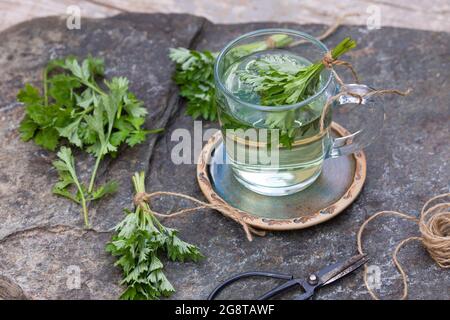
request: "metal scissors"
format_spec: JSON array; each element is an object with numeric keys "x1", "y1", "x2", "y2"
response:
[{"x1": 208, "y1": 254, "x2": 368, "y2": 300}]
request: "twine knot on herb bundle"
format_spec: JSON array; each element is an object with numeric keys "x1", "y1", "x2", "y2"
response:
[
  {"x1": 133, "y1": 191, "x2": 150, "y2": 207},
  {"x1": 321, "y1": 51, "x2": 336, "y2": 69},
  {"x1": 321, "y1": 50, "x2": 360, "y2": 84}
]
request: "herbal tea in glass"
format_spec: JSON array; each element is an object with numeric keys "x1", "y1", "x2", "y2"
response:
[{"x1": 214, "y1": 29, "x2": 384, "y2": 196}]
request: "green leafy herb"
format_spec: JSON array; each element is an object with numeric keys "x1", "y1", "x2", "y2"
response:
[
  {"x1": 106, "y1": 172, "x2": 203, "y2": 300},
  {"x1": 169, "y1": 48, "x2": 217, "y2": 121},
  {"x1": 52, "y1": 147, "x2": 87, "y2": 207},
  {"x1": 169, "y1": 34, "x2": 294, "y2": 121},
  {"x1": 18, "y1": 56, "x2": 163, "y2": 226}
]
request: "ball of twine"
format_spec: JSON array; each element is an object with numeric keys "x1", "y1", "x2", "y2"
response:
[
  {"x1": 357, "y1": 193, "x2": 450, "y2": 300},
  {"x1": 419, "y1": 194, "x2": 450, "y2": 268}
]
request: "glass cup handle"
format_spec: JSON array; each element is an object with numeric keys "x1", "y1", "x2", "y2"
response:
[{"x1": 326, "y1": 84, "x2": 384, "y2": 159}]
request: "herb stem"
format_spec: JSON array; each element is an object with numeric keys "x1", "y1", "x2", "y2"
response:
[
  {"x1": 75, "y1": 106, "x2": 94, "y2": 116},
  {"x1": 81, "y1": 80, "x2": 105, "y2": 96},
  {"x1": 70, "y1": 179, "x2": 89, "y2": 227},
  {"x1": 132, "y1": 172, "x2": 157, "y2": 228},
  {"x1": 88, "y1": 118, "x2": 115, "y2": 193},
  {"x1": 72, "y1": 175, "x2": 89, "y2": 227},
  {"x1": 68, "y1": 152, "x2": 90, "y2": 227},
  {"x1": 80, "y1": 191, "x2": 89, "y2": 227},
  {"x1": 43, "y1": 66, "x2": 49, "y2": 107},
  {"x1": 88, "y1": 154, "x2": 102, "y2": 193}
]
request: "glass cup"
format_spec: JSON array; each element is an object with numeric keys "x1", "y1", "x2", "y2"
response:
[{"x1": 214, "y1": 29, "x2": 383, "y2": 196}]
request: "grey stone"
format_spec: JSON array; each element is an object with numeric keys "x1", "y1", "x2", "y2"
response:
[{"x1": 0, "y1": 13, "x2": 448, "y2": 300}]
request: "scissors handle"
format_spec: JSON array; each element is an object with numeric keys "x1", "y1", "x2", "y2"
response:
[
  {"x1": 207, "y1": 271, "x2": 293, "y2": 300},
  {"x1": 294, "y1": 290, "x2": 315, "y2": 300},
  {"x1": 258, "y1": 279, "x2": 314, "y2": 300}
]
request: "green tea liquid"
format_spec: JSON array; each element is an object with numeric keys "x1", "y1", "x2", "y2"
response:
[{"x1": 217, "y1": 50, "x2": 332, "y2": 195}]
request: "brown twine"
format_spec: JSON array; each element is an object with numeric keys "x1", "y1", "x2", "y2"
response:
[
  {"x1": 133, "y1": 191, "x2": 266, "y2": 241},
  {"x1": 265, "y1": 13, "x2": 359, "y2": 50},
  {"x1": 288, "y1": 13, "x2": 361, "y2": 47},
  {"x1": 318, "y1": 87, "x2": 412, "y2": 133},
  {"x1": 265, "y1": 36, "x2": 277, "y2": 49},
  {"x1": 321, "y1": 51, "x2": 360, "y2": 84},
  {"x1": 317, "y1": 45, "x2": 413, "y2": 127},
  {"x1": 357, "y1": 193, "x2": 450, "y2": 300}
]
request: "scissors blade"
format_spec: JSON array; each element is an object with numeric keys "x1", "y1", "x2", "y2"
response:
[{"x1": 316, "y1": 254, "x2": 369, "y2": 287}]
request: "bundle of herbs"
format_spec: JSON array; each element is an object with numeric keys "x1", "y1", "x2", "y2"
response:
[
  {"x1": 106, "y1": 172, "x2": 203, "y2": 300},
  {"x1": 239, "y1": 37, "x2": 356, "y2": 105},
  {"x1": 239, "y1": 37, "x2": 356, "y2": 147},
  {"x1": 18, "y1": 56, "x2": 162, "y2": 226}
]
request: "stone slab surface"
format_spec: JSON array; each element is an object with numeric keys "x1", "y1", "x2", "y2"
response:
[{"x1": 0, "y1": 13, "x2": 449, "y2": 300}]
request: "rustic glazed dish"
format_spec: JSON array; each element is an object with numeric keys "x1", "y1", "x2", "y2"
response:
[{"x1": 197, "y1": 122, "x2": 366, "y2": 231}]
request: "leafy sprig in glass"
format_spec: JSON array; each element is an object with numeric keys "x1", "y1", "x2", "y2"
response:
[{"x1": 214, "y1": 29, "x2": 383, "y2": 196}]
